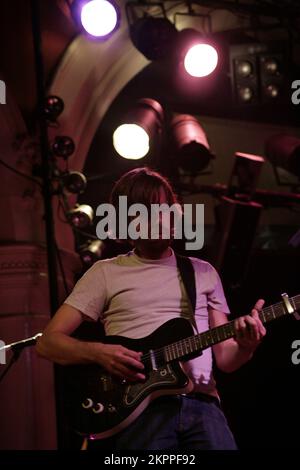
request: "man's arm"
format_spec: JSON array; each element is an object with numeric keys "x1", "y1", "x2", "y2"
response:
[
  {"x1": 210, "y1": 299, "x2": 266, "y2": 373},
  {"x1": 36, "y1": 303, "x2": 145, "y2": 381}
]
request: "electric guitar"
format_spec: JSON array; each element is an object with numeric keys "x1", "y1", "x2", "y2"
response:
[{"x1": 63, "y1": 293, "x2": 299, "y2": 440}]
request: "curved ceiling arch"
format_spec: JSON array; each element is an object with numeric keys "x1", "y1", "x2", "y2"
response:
[{"x1": 48, "y1": 24, "x2": 149, "y2": 173}]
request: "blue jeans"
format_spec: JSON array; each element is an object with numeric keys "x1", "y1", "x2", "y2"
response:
[{"x1": 88, "y1": 394, "x2": 237, "y2": 450}]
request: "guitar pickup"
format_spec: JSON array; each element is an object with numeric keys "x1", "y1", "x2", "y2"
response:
[{"x1": 149, "y1": 349, "x2": 158, "y2": 371}]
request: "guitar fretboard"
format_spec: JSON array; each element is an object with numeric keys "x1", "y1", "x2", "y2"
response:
[{"x1": 161, "y1": 294, "x2": 300, "y2": 363}]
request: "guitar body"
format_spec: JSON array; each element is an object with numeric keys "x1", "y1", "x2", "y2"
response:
[
  {"x1": 60, "y1": 291, "x2": 300, "y2": 439},
  {"x1": 63, "y1": 317, "x2": 195, "y2": 439}
]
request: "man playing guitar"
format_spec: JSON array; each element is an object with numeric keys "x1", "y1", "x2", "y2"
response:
[{"x1": 36, "y1": 167, "x2": 266, "y2": 450}]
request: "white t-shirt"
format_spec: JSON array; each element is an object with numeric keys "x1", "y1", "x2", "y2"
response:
[{"x1": 64, "y1": 248, "x2": 230, "y2": 396}]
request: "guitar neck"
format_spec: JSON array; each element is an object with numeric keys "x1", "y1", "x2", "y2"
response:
[{"x1": 163, "y1": 294, "x2": 300, "y2": 363}]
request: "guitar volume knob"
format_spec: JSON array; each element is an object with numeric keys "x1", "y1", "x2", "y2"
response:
[
  {"x1": 92, "y1": 403, "x2": 104, "y2": 414},
  {"x1": 82, "y1": 398, "x2": 93, "y2": 409}
]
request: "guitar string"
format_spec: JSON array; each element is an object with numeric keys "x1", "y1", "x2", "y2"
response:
[
  {"x1": 141, "y1": 309, "x2": 262, "y2": 363},
  {"x1": 140, "y1": 306, "x2": 275, "y2": 363},
  {"x1": 140, "y1": 296, "x2": 300, "y2": 364}
]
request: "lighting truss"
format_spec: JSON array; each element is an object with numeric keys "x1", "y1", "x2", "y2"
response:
[{"x1": 125, "y1": 1, "x2": 300, "y2": 21}]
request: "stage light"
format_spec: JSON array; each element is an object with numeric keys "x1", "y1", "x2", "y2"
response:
[
  {"x1": 236, "y1": 61, "x2": 253, "y2": 78},
  {"x1": 113, "y1": 124, "x2": 149, "y2": 160},
  {"x1": 170, "y1": 114, "x2": 214, "y2": 172},
  {"x1": 230, "y1": 42, "x2": 286, "y2": 105},
  {"x1": 259, "y1": 51, "x2": 285, "y2": 102},
  {"x1": 263, "y1": 58, "x2": 279, "y2": 75},
  {"x1": 176, "y1": 29, "x2": 219, "y2": 78},
  {"x1": 61, "y1": 171, "x2": 87, "y2": 194},
  {"x1": 112, "y1": 98, "x2": 164, "y2": 160},
  {"x1": 129, "y1": 16, "x2": 178, "y2": 61},
  {"x1": 126, "y1": 1, "x2": 178, "y2": 60},
  {"x1": 52, "y1": 136, "x2": 75, "y2": 159},
  {"x1": 184, "y1": 43, "x2": 218, "y2": 78},
  {"x1": 265, "y1": 134, "x2": 300, "y2": 179},
  {"x1": 79, "y1": 240, "x2": 106, "y2": 265},
  {"x1": 68, "y1": 204, "x2": 94, "y2": 228},
  {"x1": 44, "y1": 96, "x2": 64, "y2": 122},
  {"x1": 264, "y1": 84, "x2": 280, "y2": 98},
  {"x1": 238, "y1": 86, "x2": 254, "y2": 102},
  {"x1": 230, "y1": 44, "x2": 259, "y2": 104},
  {"x1": 71, "y1": 0, "x2": 120, "y2": 39},
  {"x1": 228, "y1": 152, "x2": 265, "y2": 200}
]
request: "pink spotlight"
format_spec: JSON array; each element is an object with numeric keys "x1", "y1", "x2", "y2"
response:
[
  {"x1": 184, "y1": 43, "x2": 218, "y2": 78},
  {"x1": 80, "y1": 0, "x2": 119, "y2": 38}
]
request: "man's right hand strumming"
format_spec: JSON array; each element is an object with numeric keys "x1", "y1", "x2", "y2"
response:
[
  {"x1": 36, "y1": 303, "x2": 145, "y2": 382},
  {"x1": 91, "y1": 343, "x2": 145, "y2": 381}
]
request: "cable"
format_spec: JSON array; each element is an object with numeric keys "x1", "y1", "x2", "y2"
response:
[
  {"x1": 57, "y1": 195, "x2": 70, "y2": 224},
  {"x1": 0, "y1": 158, "x2": 42, "y2": 187},
  {"x1": 0, "y1": 352, "x2": 20, "y2": 383},
  {"x1": 55, "y1": 242, "x2": 70, "y2": 297},
  {"x1": 72, "y1": 226, "x2": 99, "y2": 240}
]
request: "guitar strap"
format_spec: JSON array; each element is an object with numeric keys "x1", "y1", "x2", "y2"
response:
[{"x1": 175, "y1": 253, "x2": 197, "y2": 325}]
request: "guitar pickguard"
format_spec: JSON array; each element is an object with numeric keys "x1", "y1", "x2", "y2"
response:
[
  {"x1": 64, "y1": 317, "x2": 196, "y2": 437},
  {"x1": 124, "y1": 364, "x2": 179, "y2": 406}
]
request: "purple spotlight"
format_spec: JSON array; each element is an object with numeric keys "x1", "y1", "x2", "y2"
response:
[{"x1": 72, "y1": 0, "x2": 120, "y2": 39}]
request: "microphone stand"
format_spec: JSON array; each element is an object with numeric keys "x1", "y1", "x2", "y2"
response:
[{"x1": 0, "y1": 333, "x2": 43, "y2": 383}]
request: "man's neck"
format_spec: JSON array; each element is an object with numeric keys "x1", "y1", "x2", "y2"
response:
[{"x1": 134, "y1": 245, "x2": 172, "y2": 260}]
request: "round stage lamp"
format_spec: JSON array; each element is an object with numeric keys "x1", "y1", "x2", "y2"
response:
[
  {"x1": 129, "y1": 16, "x2": 178, "y2": 61},
  {"x1": 113, "y1": 98, "x2": 164, "y2": 160},
  {"x1": 177, "y1": 29, "x2": 219, "y2": 78},
  {"x1": 236, "y1": 61, "x2": 253, "y2": 78},
  {"x1": 44, "y1": 96, "x2": 64, "y2": 122},
  {"x1": 68, "y1": 204, "x2": 94, "y2": 228},
  {"x1": 265, "y1": 134, "x2": 300, "y2": 178},
  {"x1": 171, "y1": 115, "x2": 214, "y2": 172},
  {"x1": 113, "y1": 124, "x2": 149, "y2": 160},
  {"x1": 184, "y1": 43, "x2": 218, "y2": 78},
  {"x1": 52, "y1": 136, "x2": 75, "y2": 159},
  {"x1": 238, "y1": 86, "x2": 254, "y2": 102},
  {"x1": 71, "y1": 0, "x2": 120, "y2": 40},
  {"x1": 80, "y1": 240, "x2": 106, "y2": 265},
  {"x1": 61, "y1": 171, "x2": 87, "y2": 194}
]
